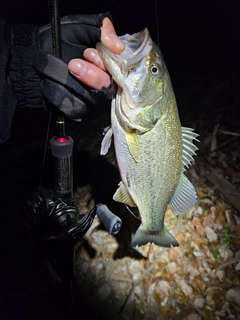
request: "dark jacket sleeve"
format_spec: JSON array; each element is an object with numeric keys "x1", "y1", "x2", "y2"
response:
[
  {"x1": 0, "y1": 17, "x2": 44, "y2": 143},
  {"x1": 0, "y1": 18, "x2": 17, "y2": 143}
]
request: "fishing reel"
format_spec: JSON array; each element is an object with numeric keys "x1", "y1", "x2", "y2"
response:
[
  {"x1": 26, "y1": 186, "x2": 122, "y2": 247},
  {"x1": 25, "y1": 115, "x2": 122, "y2": 252},
  {"x1": 25, "y1": 117, "x2": 122, "y2": 297}
]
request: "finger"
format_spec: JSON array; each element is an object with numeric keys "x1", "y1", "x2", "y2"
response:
[
  {"x1": 84, "y1": 48, "x2": 105, "y2": 70},
  {"x1": 101, "y1": 17, "x2": 125, "y2": 53},
  {"x1": 68, "y1": 59, "x2": 110, "y2": 90},
  {"x1": 41, "y1": 79, "x2": 88, "y2": 120}
]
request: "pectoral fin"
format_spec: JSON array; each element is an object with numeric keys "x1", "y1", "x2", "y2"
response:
[
  {"x1": 100, "y1": 126, "x2": 113, "y2": 155},
  {"x1": 113, "y1": 181, "x2": 136, "y2": 207},
  {"x1": 125, "y1": 131, "x2": 140, "y2": 162},
  {"x1": 169, "y1": 173, "x2": 197, "y2": 215}
]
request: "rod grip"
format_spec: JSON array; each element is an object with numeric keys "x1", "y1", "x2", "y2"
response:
[{"x1": 50, "y1": 136, "x2": 73, "y2": 199}]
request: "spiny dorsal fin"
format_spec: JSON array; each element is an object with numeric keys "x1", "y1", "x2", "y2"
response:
[
  {"x1": 125, "y1": 131, "x2": 140, "y2": 162},
  {"x1": 113, "y1": 181, "x2": 136, "y2": 207},
  {"x1": 181, "y1": 127, "x2": 199, "y2": 171},
  {"x1": 169, "y1": 173, "x2": 197, "y2": 215},
  {"x1": 100, "y1": 126, "x2": 113, "y2": 155}
]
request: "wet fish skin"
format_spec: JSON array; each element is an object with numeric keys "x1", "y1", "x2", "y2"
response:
[{"x1": 97, "y1": 28, "x2": 199, "y2": 248}]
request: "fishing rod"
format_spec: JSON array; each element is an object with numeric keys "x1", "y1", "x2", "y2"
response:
[
  {"x1": 46, "y1": 0, "x2": 122, "y2": 241},
  {"x1": 48, "y1": 0, "x2": 73, "y2": 200},
  {"x1": 26, "y1": 0, "x2": 122, "y2": 305}
]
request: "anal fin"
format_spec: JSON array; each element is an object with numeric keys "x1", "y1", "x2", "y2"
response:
[{"x1": 113, "y1": 181, "x2": 136, "y2": 207}]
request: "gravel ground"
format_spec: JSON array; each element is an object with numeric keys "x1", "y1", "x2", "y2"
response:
[
  {"x1": 1, "y1": 73, "x2": 240, "y2": 320},
  {"x1": 70, "y1": 74, "x2": 240, "y2": 320}
]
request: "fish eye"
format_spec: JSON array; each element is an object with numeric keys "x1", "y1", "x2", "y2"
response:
[{"x1": 151, "y1": 65, "x2": 160, "y2": 75}]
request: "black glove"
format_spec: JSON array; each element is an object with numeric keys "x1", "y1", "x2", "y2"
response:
[
  {"x1": 0, "y1": 14, "x2": 115, "y2": 142},
  {"x1": 38, "y1": 14, "x2": 109, "y2": 63},
  {"x1": 33, "y1": 14, "x2": 116, "y2": 121}
]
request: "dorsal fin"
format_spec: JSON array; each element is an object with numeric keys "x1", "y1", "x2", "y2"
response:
[{"x1": 181, "y1": 127, "x2": 199, "y2": 171}]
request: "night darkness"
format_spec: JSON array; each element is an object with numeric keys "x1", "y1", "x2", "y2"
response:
[
  {"x1": 1, "y1": 1, "x2": 240, "y2": 319},
  {"x1": 1, "y1": 0, "x2": 240, "y2": 75}
]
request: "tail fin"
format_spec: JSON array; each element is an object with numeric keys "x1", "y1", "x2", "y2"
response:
[{"x1": 131, "y1": 226, "x2": 179, "y2": 248}]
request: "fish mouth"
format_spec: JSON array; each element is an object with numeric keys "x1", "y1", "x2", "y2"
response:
[
  {"x1": 97, "y1": 28, "x2": 152, "y2": 73},
  {"x1": 118, "y1": 28, "x2": 150, "y2": 63}
]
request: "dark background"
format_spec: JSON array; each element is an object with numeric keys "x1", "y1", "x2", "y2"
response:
[
  {"x1": 1, "y1": 1, "x2": 240, "y2": 319},
  {"x1": 1, "y1": 0, "x2": 240, "y2": 76}
]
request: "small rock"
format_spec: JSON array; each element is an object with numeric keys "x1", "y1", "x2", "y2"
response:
[
  {"x1": 196, "y1": 206, "x2": 203, "y2": 215},
  {"x1": 218, "y1": 244, "x2": 234, "y2": 261},
  {"x1": 205, "y1": 226, "x2": 218, "y2": 242},
  {"x1": 193, "y1": 250, "x2": 202, "y2": 257},
  {"x1": 134, "y1": 285, "x2": 142, "y2": 295},
  {"x1": 187, "y1": 263, "x2": 200, "y2": 279},
  {"x1": 194, "y1": 297, "x2": 205, "y2": 308},
  {"x1": 226, "y1": 287, "x2": 240, "y2": 306},
  {"x1": 215, "y1": 270, "x2": 225, "y2": 281},
  {"x1": 129, "y1": 260, "x2": 143, "y2": 280},
  {"x1": 155, "y1": 280, "x2": 171, "y2": 294},
  {"x1": 179, "y1": 279, "x2": 193, "y2": 296},
  {"x1": 166, "y1": 261, "x2": 178, "y2": 274}
]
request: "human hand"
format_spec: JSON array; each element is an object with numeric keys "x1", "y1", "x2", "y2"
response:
[
  {"x1": 68, "y1": 17, "x2": 124, "y2": 90},
  {"x1": 32, "y1": 14, "x2": 124, "y2": 121}
]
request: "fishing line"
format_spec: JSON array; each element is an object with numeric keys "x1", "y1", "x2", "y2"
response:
[
  {"x1": 39, "y1": 110, "x2": 52, "y2": 187},
  {"x1": 154, "y1": 0, "x2": 160, "y2": 46},
  {"x1": 125, "y1": 204, "x2": 141, "y2": 221},
  {"x1": 39, "y1": 0, "x2": 62, "y2": 187}
]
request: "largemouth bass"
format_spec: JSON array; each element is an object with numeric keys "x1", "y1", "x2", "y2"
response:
[{"x1": 97, "y1": 28, "x2": 199, "y2": 248}]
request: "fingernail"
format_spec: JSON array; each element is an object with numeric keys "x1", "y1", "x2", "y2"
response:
[
  {"x1": 109, "y1": 33, "x2": 125, "y2": 51},
  {"x1": 84, "y1": 49, "x2": 101, "y2": 65},
  {"x1": 102, "y1": 31, "x2": 125, "y2": 53},
  {"x1": 68, "y1": 60, "x2": 87, "y2": 78}
]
